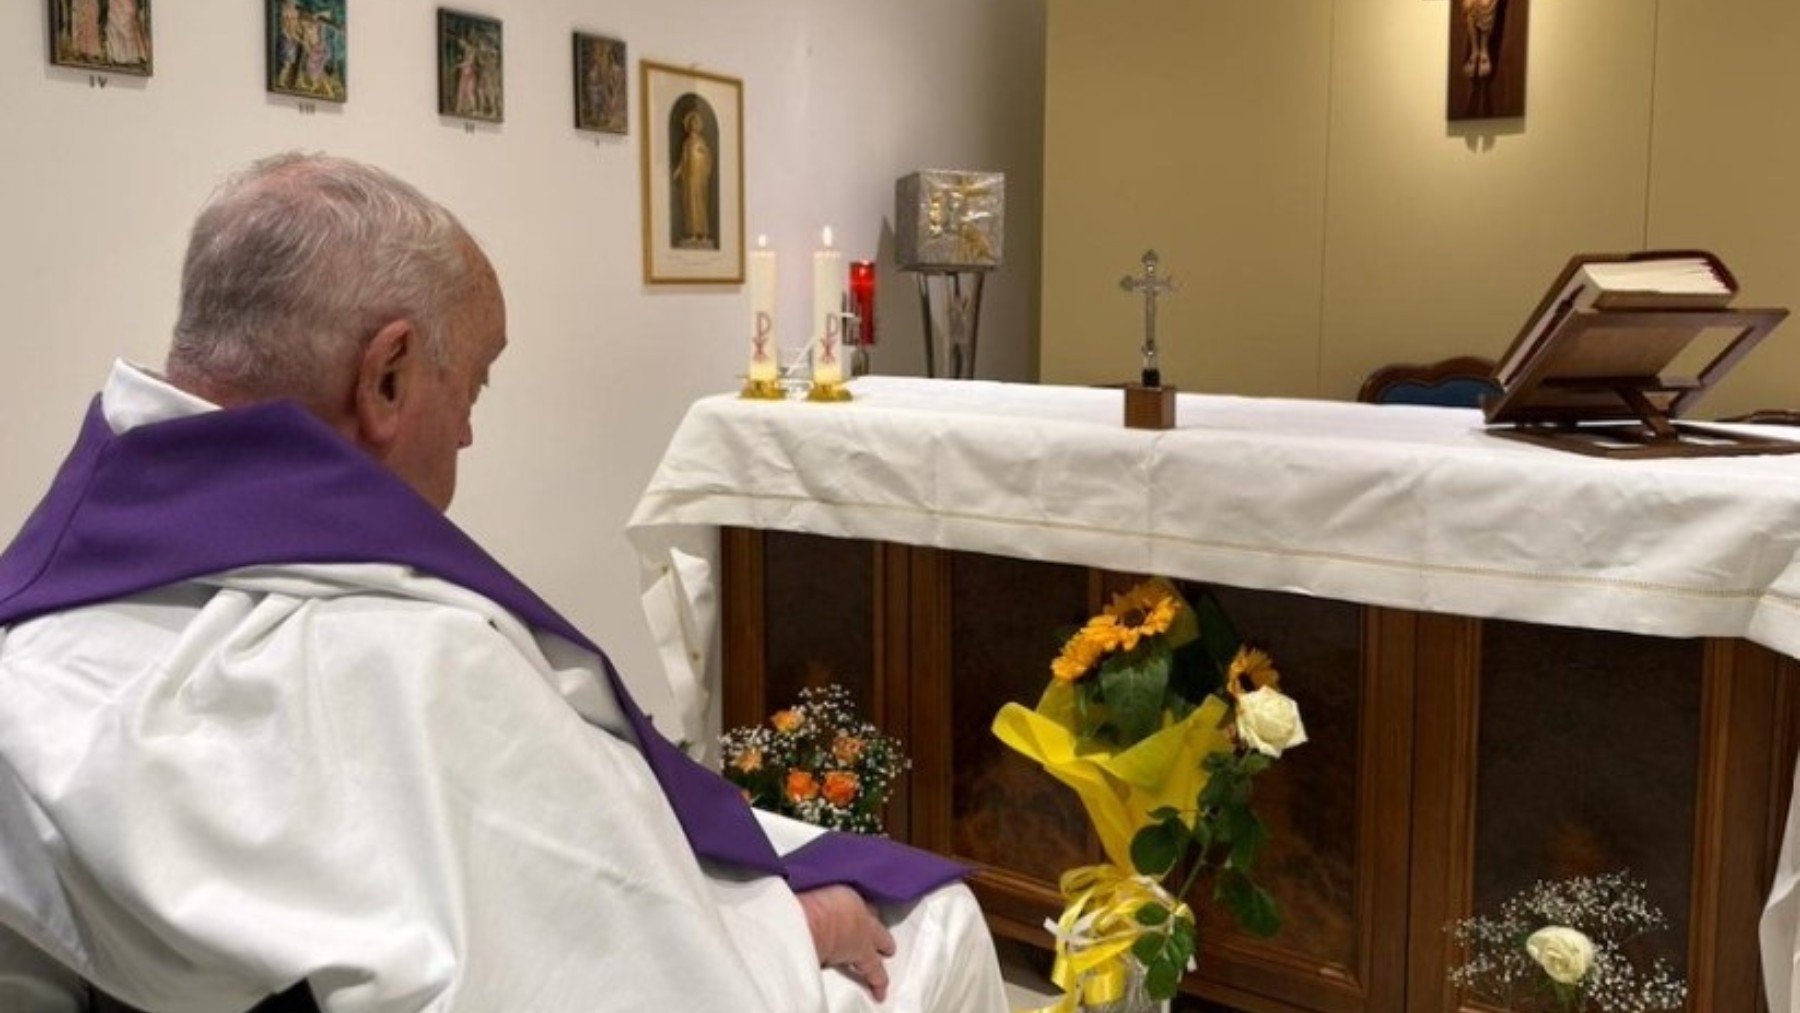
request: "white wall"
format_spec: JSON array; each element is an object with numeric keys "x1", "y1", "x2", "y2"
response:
[{"x1": 0, "y1": 0, "x2": 1045, "y2": 719}]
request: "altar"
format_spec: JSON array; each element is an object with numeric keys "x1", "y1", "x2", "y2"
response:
[{"x1": 626, "y1": 377, "x2": 1800, "y2": 1012}]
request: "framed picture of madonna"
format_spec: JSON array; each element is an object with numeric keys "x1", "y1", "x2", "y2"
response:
[{"x1": 639, "y1": 60, "x2": 744, "y2": 285}]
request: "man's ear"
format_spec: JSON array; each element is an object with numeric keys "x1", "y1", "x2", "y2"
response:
[{"x1": 353, "y1": 319, "x2": 417, "y2": 451}]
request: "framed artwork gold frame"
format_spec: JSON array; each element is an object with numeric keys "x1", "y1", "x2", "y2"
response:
[{"x1": 639, "y1": 60, "x2": 744, "y2": 285}]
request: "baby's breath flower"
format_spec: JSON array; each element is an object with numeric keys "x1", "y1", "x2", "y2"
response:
[
  {"x1": 1448, "y1": 872, "x2": 1685, "y2": 1012},
  {"x1": 720, "y1": 684, "x2": 909, "y2": 836}
]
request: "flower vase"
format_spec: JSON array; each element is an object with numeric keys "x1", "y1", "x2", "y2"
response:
[{"x1": 1078, "y1": 960, "x2": 1171, "y2": 1013}]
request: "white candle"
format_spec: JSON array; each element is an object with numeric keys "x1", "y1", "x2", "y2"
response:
[
  {"x1": 747, "y1": 235, "x2": 778, "y2": 382},
  {"x1": 811, "y1": 227, "x2": 845, "y2": 386}
]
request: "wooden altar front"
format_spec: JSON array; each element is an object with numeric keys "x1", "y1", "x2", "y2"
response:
[
  {"x1": 626, "y1": 378, "x2": 1800, "y2": 1012},
  {"x1": 720, "y1": 529, "x2": 1799, "y2": 1013}
]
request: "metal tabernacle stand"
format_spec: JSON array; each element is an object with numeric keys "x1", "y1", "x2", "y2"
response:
[
  {"x1": 895, "y1": 169, "x2": 1005, "y2": 379},
  {"x1": 912, "y1": 269, "x2": 989, "y2": 379}
]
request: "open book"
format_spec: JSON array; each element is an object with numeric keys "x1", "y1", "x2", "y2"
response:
[
  {"x1": 1482, "y1": 249, "x2": 1795, "y2": 458},
  {"x1": 1492, "y1": 251, "x2": 1735, "y2": 389}
]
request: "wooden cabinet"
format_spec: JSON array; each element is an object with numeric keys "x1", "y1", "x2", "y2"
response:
[{"x1": 721, "y1": 529, "x2": 1800, "y2": 1012}]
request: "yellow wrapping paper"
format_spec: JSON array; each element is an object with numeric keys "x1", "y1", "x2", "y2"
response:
[
  {"x1": 1034, "y1": 864, "x2": 1192, "y2": 1012},
  {"x1": 992, "y1": 682, "x2": 1230, "y2": 869}
]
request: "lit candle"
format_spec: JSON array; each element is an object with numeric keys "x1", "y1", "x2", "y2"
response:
[
  {"x1": 811, "y1": 227, "x2": 845, "y2": 386},
  {"x1": 747, "y1": 235, "x2": 778, "y2": 383},
  {"x1": 849, "y1": 260, "x2": 876, "y2": 348}
]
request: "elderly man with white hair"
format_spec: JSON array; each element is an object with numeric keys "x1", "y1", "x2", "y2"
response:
[{"x1": 0, "y1": 153, "x2": 1007, "y2": 1012}]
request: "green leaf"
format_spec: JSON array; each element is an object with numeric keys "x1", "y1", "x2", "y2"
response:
[
  {"x1": 1226, "y1": 809, "x2": 1268, "y2": 871},
  {"x1": 1144, "y1": 956, "x2": 1182, "y2": 1001},
  {"x1": 1098, "y1": 642, "x2": 1171, "y2": 746},
  {"x1": 1131, "y1": 822, "x2": 1182, "y2": 877},
  {"x1": 1192, "y1": 590, "x2": 1242, "y2": 682},
  {"x1": 1239, "y1": 752, "x2": 1273, "y2": 777},
  {"x1": 1148, "y1": 806, "x2": 1183, "y2": 823},
  {"x1": 1187, "y1": 817, "x2": 1213, "y2": 859},
  {"x1": 1170, "y1": 916, "x2": 1197, "y2": 958},
  {"x1": 1198, "y1": 766, "x2": 1236, "y2": 810},
  {"x1": 1135, "y1": 902, "x2": 1170, "y2": 927},
  {"x1": 1244, "y1": 885, "x2": 1281, "y2": 937},
  {"x1": 1215, "y1": 868, "x2": 1281, "y2": 937},
  {"x1": 1214, "y1": 867, "x2": 1253, "y2": 922},
  {"x1": 1132, "y1": 933, "x2": 1165, "y2": 966}
]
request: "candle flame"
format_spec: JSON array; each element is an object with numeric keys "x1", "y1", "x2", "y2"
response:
[
  {"x1": 757, "y1": 234, "x2": 769, "y2": 249},
  {"x1": 821, "y1": 226, "x2": 834, "y2": 249}
]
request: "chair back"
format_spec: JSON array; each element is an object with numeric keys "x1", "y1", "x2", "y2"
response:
[{"x1": 1357, "y1": 356, "x2": 1501, "y2": 408}]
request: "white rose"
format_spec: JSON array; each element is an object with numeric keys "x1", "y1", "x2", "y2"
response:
[
  {"x1": 1525, "y1": 926, "x2": 1594, "y2": 985},
  {"x1": 1234, "y1": 686, "x2": 1308, "y2": 758}
]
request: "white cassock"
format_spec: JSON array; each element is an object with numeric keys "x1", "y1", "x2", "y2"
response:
[{"x1": 0, "y1": 362, "x2": 1007, "y2": 1013}]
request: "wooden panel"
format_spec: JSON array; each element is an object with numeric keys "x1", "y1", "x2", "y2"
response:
[
  {"x1": 945, "y1": 551, "x2": 1098, "y2": 883},
  {"x1": 1472, "y1": 623, "x2": 1701, "y2": 981},
  {"x1": 1171, "y1": 586, "x2": 1409, "y2": 1013},
  {"x1": 720, "y1": 527, "x2": 768, "y2": 733},
  {"x1": 1404, "y1": 614, "x2": 1482, "y2": 1013},
  {"x1": 1688, "y1": 640, "x2": 1798, "y2": 1013},
  {"x1": 721, "y1": 532, "x2": 1800, "y2": 1012},
  {"x1": 761, "y1": 531, "x2": 878, "y2": 714}
]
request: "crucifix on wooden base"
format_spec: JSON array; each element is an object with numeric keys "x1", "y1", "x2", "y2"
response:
[{"x1": 1118, "y1": 249, "x2": 1178, "y2": 430}]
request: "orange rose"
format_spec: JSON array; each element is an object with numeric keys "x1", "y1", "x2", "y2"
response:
[
  {"x1": 732, "y1": 747, "x2": 763, "y2": 773},
  {"x1": 832, "y1": 735, "x2": 866, "y2": 765},
  {"x1": 786, "y1": 770, "x2": 819, "y2": 802},
  {"x1": 823, "y1": 771, "x2": 859, "y2": 807},
  {"x1": 771, "y1": 709, "x2": 804, "y2": 733}
]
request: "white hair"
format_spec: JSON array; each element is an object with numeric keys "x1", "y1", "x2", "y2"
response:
[{"x1": 168, "y1": 152, "x2": 472, "y2": 407}]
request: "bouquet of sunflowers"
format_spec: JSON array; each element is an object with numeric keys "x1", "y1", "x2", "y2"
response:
[
  {"x1": 993, "y1": 577, "x2": 1307, "y2": 1009},
  {"x1": 720, "y1": 684, "x2": 909, "y2": 836}
]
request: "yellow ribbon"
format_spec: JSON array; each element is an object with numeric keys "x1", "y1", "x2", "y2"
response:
[{"x1": 1032, "y1": 863, "x2": 1190, "y2": 1013}]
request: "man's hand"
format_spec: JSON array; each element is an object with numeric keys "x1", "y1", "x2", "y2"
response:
[{"x1": 797, "y1": 884, "x2": 897, "y2": 1002}]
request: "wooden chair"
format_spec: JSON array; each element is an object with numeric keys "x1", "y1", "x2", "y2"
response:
[{"x1": 1357, "y1": 356, "x2": 1501, "y2": 408}]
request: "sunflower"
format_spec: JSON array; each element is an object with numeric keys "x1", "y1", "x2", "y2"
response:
[
  {"x1": 1225, "y1": 646, "x2": 1280, "y2": 697},
  {"x1": 1052, "y1": 624, "x2": 1113, "y2": 682},
  {"x1": 1102, "y1": 581, "x2": 1182, "y2": 652}
]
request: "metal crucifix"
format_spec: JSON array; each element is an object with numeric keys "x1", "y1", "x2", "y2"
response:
[{"x1": 1119, "y1": 250, "x2": 1178, "y2": 388}]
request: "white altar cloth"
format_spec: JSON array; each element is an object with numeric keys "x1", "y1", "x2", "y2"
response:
[
  {"x1": 626, "y1": 375, "x2": 1800, "y2": 1011},
  {"x1": 627, "y1": 376, "x2": 1800, "y2": 736}
]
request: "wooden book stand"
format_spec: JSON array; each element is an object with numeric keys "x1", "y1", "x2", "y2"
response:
[{"x1": 1483, "y1": 253, "x2": 1797, "y2": 459}]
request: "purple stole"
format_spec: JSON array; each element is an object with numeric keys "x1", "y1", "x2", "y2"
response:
[{"x1": 0, "y1": 398, "x2": 962, "y2": 904}]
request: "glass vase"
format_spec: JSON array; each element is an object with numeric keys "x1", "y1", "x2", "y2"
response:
[{"x1": 1078, "y1": 960, "x2": 1171, "y2": 1013}]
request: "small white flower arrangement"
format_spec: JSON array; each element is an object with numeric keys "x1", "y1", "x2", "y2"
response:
[{"x1": 1448, "y1": 871, "x2": 1686, "y2": 1012}]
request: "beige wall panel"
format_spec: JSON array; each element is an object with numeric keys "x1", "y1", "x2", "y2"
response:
[
  {"x1": 1645, "y1": 0, "x2": 1800, "y2": 418},
  {"x1": 1041, "y1": 0, "x2": 1332, "y2": 396},
  {"x1": 1318, "y1": 0, "x2": 1657, "y2": 399}
]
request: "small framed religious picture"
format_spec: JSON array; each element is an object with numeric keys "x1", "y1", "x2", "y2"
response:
[
  {"x1": 437, "y1": 9, "x2": 502, "y2": 123},
  {"x1": 48, "y1": 0, "x2": 154, "y2": 77},
  {"x1": 572, "y1": 32, "x2": 627, "y2": 135},
  {"x1": 640, "y1": 60, "x2": 744, "y2": 285},
  {"x1": 266, "y1": 0, "x2": 347, "y2": 103}
]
